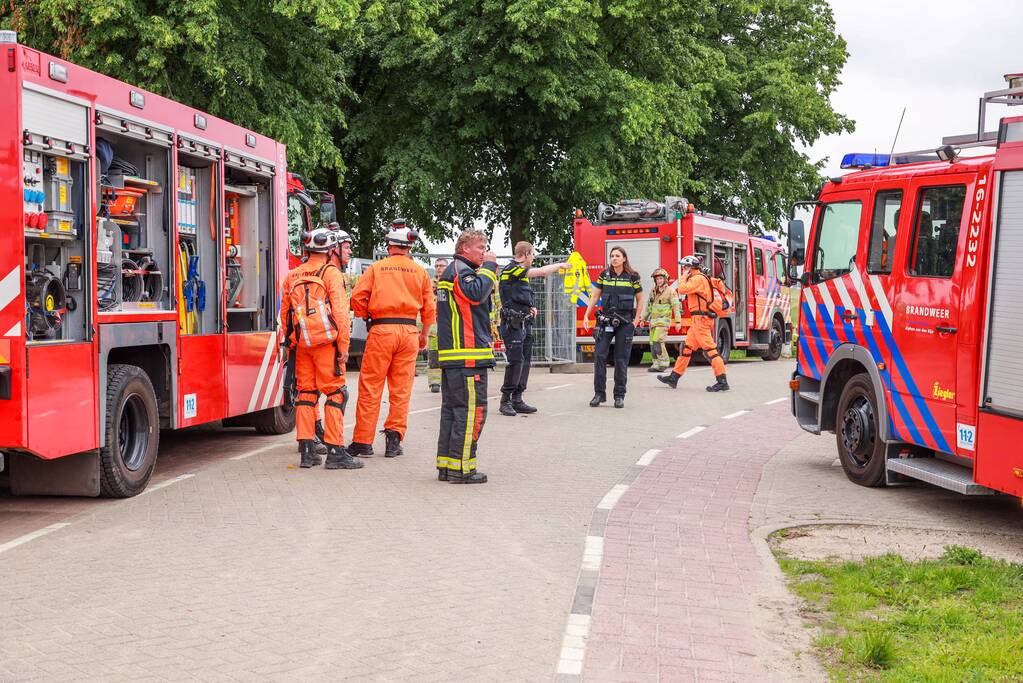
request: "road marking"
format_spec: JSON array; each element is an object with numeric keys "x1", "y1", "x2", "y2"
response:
[
  {"x1": 764, "y1": 397, "x2": 787, "y2": 405},
  {"x1": 545, "y1": 383, "x2": 572, "y2": 391},
  {"x1": 596, "y1": 484, "x2": 628, "y2": 510},
  {"x1": 722, "y1": 410, "x2": 750, "y2": 420},
  {"x1": 635, "y1": 449, "x2": 660, "y2": 466},
  {"x1": 409, "y1": 406, "x2": 441, "y2": 415},
  {"x1": 229, "y1": 442, "x2": 288, "y2": 461},
  {"x1": 137, "y1": 473, "x2": 195, "y2": 496},
  {"x1": 677, "y1": 426, "x2": 705, "y2": 439},
  {"x1": 556, "y1": 613, "x2": 591, "y2": 676},
  {"x1": 580, "y1": 535, "x2": 604, "y2": 571},
  {"x1": 0, "y1": 522, "x2": 71, "y2": 555}
]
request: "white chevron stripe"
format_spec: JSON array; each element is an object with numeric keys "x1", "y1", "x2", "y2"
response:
[
  {"x1": 3, "y1": 321, "x2": 20, "y2": 337},
  {"x1": 868, "y1": 274, "x2": 894, "y2": 326},
  {"x1": 248, "y1": 334, "x2": 276, "y2": 413},
  {"x1": 0, "y1": 266, "x2": 19, "y2": 311},
  {"x1": 804, "y1": 287, "x2": 818, "y2": 320},
  {"x1": 849, "y1": 268, "x2": 875, "y2": 326},
  {"x1": 817, "y1": 282, "x2": 836, "y2": 322},
  {"x1": 833, "y1": 277, "x2": 855, "y2": 312},
  {"x1": 260, "y1": 356, "x2": 282, "y2": 411}
]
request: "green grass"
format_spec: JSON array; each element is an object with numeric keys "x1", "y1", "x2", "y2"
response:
[{"x1": 775, "y1": 544, "x2": 1023, "y2": 681}]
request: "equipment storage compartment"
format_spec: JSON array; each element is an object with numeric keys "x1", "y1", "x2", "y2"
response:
[
  {"x1": 94, "y1": 126, "x2": 172, "y2": 313},
  {"x1": 224, "y1": 164, "x2": 274, "y2": 333},
  {"x1": 176, "y1": 141, "x2": 222, "y2": 335}
]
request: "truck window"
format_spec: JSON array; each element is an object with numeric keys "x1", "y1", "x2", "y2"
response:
[
  {"x1": 754, "y1": 248, "x2": 764, "y2": 276},
  {"x1": 773, "y1": 252, "x2": 786, "y2": 282},
  {"x1": 287, "y1": 195, "x2": 308, "y2": 259},
  {"x1": 812, "y1": 201, "x2": 862, "y2": 282},
  {"x1": 867, "y1": 190, "x2": 902, "y2": 275},
  {"x1": 909, "y1": 185, "x2": 966, "y2": 278}
]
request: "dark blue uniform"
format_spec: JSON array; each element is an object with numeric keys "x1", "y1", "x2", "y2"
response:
[
  {"x1": 498, "y1": 261, "x2": 533, "y2": 400},
  {"x1": 592, "y1": 268, "x2": 642, "y2": 400}
]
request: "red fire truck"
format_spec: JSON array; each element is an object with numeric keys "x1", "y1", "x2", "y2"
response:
[
  {"x1": 0, "y1": 33, "x2": 323, "y2": 497},
  {"x1": 787, "y1": 73, "x2": 1023, "y2": 498},
  {"x1": 572, "y1": 199, "x2": 791, "y2": 363}
]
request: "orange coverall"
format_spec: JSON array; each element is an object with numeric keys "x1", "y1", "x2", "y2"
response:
[
  {"x1": 673, "y1": 270, "x2": 726, "y2": 378},
  {"x1": 350, "y1": 255, "x2": 437, "y2": 443},
  {"x1": 279, "y1": 253, "x2": 351, "y2": 446}
]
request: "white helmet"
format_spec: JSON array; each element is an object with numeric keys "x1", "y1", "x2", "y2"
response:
[
  {"x1": 386, "y1": 218, "x2": 419, "y2": 248},
  {"x1": 328, "y1": 221, "x2": 353, "y2": 246},
  {"x1": 303, "y1": 226, "x2": 340, "y2": 253},
  {"x1": 680, "y1": 254, "x2": 703, "y2": 269}
]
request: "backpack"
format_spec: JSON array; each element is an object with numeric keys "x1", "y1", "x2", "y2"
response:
[
  {"x1": 289, "y1": 264, "x2": 339, "y2": 348},
  {"x1": 708, "y1": 276, "x2": 734, "y2": 318}
]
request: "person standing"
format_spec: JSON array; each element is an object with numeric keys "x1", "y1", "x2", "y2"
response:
[
  {"x1": 426, "y1": 257, "x2": 449, "y2": 393},
  {"x1": 642, "y1": 267, "x2": 680, "y2": 373},
  {"x1": 658, "y1": 254, "x2": 729, "y2": 392},
  {"x1": 279, "y1": 227, "x2": 363, "y2": 470},
  {"x1": 349, "y1": 220, "x2": 436, "y2": 457},
  {"x1": 581, "y1": 246, "x2": 644, "y2": 409},
  {"x1": 435, "y1": 229, "x2": 498, "y2": 484},
  {"x1": 497, "y1": 242, "x2": 568, "y2": 416}
]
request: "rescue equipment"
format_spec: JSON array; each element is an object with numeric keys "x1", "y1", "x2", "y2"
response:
[
  {"x1": 25, "y1": 270, "x2": 66, "y2": 339},
  {"x1": 288, "y1": 264, "x2": 339, "y2": 348}
]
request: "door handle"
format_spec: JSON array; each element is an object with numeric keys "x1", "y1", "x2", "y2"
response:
[
  {"x1": 936, "y1": 325, "x2": 958, "y2": 334},
  {"x1": 841, "y1": 311, "x2": 858, "y2": 321}
]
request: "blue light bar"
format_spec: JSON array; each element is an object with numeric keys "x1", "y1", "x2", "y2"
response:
[{"x1": 840, "y1": 153, "x2": 891, "y2": 169}]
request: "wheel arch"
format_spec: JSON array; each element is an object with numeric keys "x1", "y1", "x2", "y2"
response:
[{"x1": 818, "y1": 344, "x2": 890, "y2": 440}]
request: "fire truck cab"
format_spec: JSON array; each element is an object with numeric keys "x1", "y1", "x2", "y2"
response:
[{"x1": 788, "y1": 73, "x2": 1023, "y2": 498}]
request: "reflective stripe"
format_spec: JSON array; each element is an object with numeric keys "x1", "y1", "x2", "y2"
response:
[
  {"x1": 479, "y1": 268, "x2": 497, "y2": 283},
  {"x1": 463, "y1": 375, "x2": 476, "y2": 466},
  {"x1": 298, "y1": 315, "x2": 312, "y2": 347},
  {"x1": 437, "y1": 281, "x2": 454, "y2": 290},
  {"x1": 317, "y1": 300, "x2": 335, "y2": 341},
  {"x1": 438, "y1": 349, "x2": 493, "y2": 361},
  {"x1": 436, "y1": 455, "x2": 476, "y2": 471}
]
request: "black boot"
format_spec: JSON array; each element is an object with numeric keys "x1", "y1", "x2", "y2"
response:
[
  {"x1": 511, "y1": 394, "x2": 537, "y2": 414},
  {"x1": 325, "y1": 444, "x2": 364, "y2": 469},
  {"x1": 298, "y1": 440, "x2": 327, "y2": 457},
  {"x1": 589, "y1": 393, "x2": 606, "y2": 407},
  {"x1": 383, "y1": 429, "x2": 403, "y2": 457},
  {"x1": 430, "y1": 383, "x2": 441, "y2": 394},
  {"x1": 499, "y1": 393, "x2": 517, "y2": 416},
  {"x1": 299, "y1": 440, "x2": 322, "y2": 468},
  {"x1": 658, "y1": 372, "x2": 680, "y2": 389},
  {"x1": 437, "y1": 469, "x2": 449, "y2": 481},
  {"x1": 706, "y1": 374, "x2": 730, "y2": 392},
  {"x1": 348, "y1": 442, "x2": 374, "y2": 458},
  {"x1": 614, "y1": 397, "x2": 624, "y2": 409},
  {"x1": 449, "y1": 470, "x2": 488, "y2": 484}
]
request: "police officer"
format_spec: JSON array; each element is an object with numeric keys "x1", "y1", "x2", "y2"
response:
[
  {"x1": 435, "y1": 229, "x2": 498, "y2": 484},
  {"x1": 497, "y1": 241, "x2": 568, "y2": 416},
  {"x1": 426, "y1": 257, "x2": 449, "y2": 393},
  {"x1": 642, "y1": 267, "x2": 680, "y2": 373},
  {"x1": 582, "y1": 246, "x2": 644, "y2": 408}
]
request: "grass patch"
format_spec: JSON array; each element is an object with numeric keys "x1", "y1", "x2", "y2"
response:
[{"x1": 775, "y1": 544, "x2": 1023, "y2": 681}]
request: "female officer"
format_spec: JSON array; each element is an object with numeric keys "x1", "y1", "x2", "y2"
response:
[{"x1": 581, "y1": 246, "x2": 644, "y2": 408}]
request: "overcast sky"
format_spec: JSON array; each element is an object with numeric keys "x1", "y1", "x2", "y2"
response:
[{"x1": 424, "y1": 0, "x2": 1022, "y2": 255}]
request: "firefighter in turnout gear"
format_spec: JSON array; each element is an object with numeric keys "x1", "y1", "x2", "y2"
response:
[
  {"x1": 435, "y1": 229, "x2": 498, "y2": 484},
  {"x1": 642, "y1": 268, "x2": 680, "y2": 373},
  {"x1": 497, "y1": 241, "x2": 569, "y2": 417},
  {"x1": 658, "y1": 255, "x2": 729, "y2": 392},
  {"x1": 349, "y1": 220, "x2": 436, "y2": 458},
  {"x1": 279, "y1": 227, "x2": 363, "y2": 470},
  {"x1": 427, "y1": 258, "x2": 450, "y2": 393}
]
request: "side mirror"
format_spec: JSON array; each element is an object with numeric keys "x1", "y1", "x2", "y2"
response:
[
  {"x1": 320, "y1": 196, "x2": 337, "y2": 225},
  {"x1": 787, "y1": 219, "x2": 805, "y2": 265}
]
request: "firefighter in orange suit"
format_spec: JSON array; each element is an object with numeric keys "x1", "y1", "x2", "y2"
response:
[
  {"x1": 279, "y1": 227, "x2": 363, "y2": 470},
  {"x1": 349, "y1": 219, "x2": 437, "y2": 457},
  {"x1": 658, "y1": 254, "x2": 729, "y2": 392}
]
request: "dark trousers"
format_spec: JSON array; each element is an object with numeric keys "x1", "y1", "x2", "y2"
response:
[
  {"x1": 593, "y1": 322, "x2": 634, "y2": 399},
  {"x1": 437, "y1": 367, "x2": 489, "y2": 474},
  {"x1": 499, "y1": 322, "x2": 532, "y2": 397}
]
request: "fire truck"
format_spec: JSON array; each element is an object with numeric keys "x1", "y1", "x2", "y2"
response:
[
  {"x1": 0, "y1": 32, "x2": 324, "y2": 497},
  {"x1": 572, "y1": 199, "x2": 791, "y2": 363},
  {"x1": 787, "y1": 73, "x2": 1023, "y2": 498}
]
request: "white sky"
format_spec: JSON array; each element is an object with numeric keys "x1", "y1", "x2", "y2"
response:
[{"x1": 424, "y1": 0, "x2": 1022, "y2": 254}]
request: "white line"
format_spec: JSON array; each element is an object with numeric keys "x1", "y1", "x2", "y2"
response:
[
  {"x1": 3, "y1": 321, "x2": 21, "y2": 337},
  {"x1": 229, "y1": 442, "x2": 287, "y2": 461},
  {"x1": 259, "y1": 358, "x2": 283, "y2": 411},
  {"x1": 596, "y1": 484, "x2": 629, "y2": 511},
  {"x1": 409, "y1": 406, "x2": 442, "y2": 415},
  {"x1": 722, "y1": 410, "x2": 750, "y2": 420},
  {"x1": 0, "y1": 265, "x2": 20, "y2": 311},
  {"x1": 137, "y1": 473, "x2": 195, "y2": 496},
  {"x1": 764, "y1": 397, "x2": 787, "y2": 405},
  {"x1": 868, "y1": 273, "x2": 894, "y2": 326},
  {"x1": 677, "y1": 426, "x2": 705, "y2": 439},
  {"x1": 0, "y1": 522, "x2": 70, "y2": 555},
  {"x1": 556, "y1": 614, "x2": 591, "y2": 676},
  {"x1": 849, "y1": 267, "x2": 875, "y2": 326},
  {"x1": 545, "y1": 384, "x2": 572, "y2": 390},
  {"x1": 247, "y1": 336, "x2": 276, "y2": 413},
  {"x1": 635, "y1": 449, "x2": 660, "y2": 466},
  {"x1": 580, "y1": 535, "x2": 604, "y2": 572},
  {"x1": 832, "y1": 276, "x2": 855, "y2": 313}
]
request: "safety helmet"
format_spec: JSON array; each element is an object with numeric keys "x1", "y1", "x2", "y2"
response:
[
  {"x1": 327, "y1": 221, "x2": 353, "y2": 246},
  {"x1": 302, "y1": 226, "x2": 340, "y2": 253},
  {"x1": 651, "y1": 267, "x2": 669, "y2": 280},
  {"x1": 679, "y1": 254, "x2": 703, "y2": 269},
  {"x1": 385, "y1": 218, "x2": 419, "y2": 248}
]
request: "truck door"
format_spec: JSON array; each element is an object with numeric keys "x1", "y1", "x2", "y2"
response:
[{"x1": 889, "y1": 179, "x2": 970, "y2": 454}]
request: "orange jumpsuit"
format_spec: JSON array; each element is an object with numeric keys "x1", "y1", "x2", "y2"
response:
[
  {"x1": 673, "y1": 271, "x2": 726, "y2": 377},
  {"x1": 350, "y1": 255, "x2": 437, "y2": 443},
  {"x1": 279, "y1": 254, "x2": 351, "y2": 446}
]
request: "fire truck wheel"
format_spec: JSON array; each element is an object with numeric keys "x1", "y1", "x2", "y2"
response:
[
  {"x1": 761, "y1": 318, "x2": 784, "y2": 361},
  {"x1": 835, "y1": 374, "x2": 886, "y2": 487},
  {"x1": 100, "y1": 364, "x2": 160, "y2": 498},
  {"x1": 252, "y1": 403, "x2": 296, "y2": 435}
]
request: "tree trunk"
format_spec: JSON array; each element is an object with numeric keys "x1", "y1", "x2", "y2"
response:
[
  {"x1": 507, "y1": 165, "x2": 530, "y2": 248},
  {"x1": 356, "y1": 192, "x2": 375, "y2": 259}
]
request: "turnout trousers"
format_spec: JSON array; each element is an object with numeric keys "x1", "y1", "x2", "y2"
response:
[
  {"x1": 295, "y1": 344, "x2": 347, "y2": 446},
  {"x1": 436, "y1": 368, "x2": 488, "y2": 475},
  {"x1": 499, "y1": 321, "x2": 532, "y2": 397},
  {"x1": 353, "y1": 325, "x2": 419, "y2": 443},
  {"x1": 593, "y1": 321, "x2": 635, "y2": 399},
  {"x1": 648, "y1": 321, "x2": 671, "y2": 370},
  {"x1": 673, "y1": 316, "x2": 726, "y2": 377}
]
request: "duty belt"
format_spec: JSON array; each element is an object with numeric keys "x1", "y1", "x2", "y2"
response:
[
  {"x1": 691, "y1": 310, "x2": 716, "y2": 318},
  {"x1": 367, "y1": 317, "x2": 418, "y2": 329}
]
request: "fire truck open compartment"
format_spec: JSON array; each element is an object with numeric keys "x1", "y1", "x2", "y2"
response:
[
  {"x1": 223, "y1": 164, "x2": 274, "y2": 333},
  {"x1": 176, "y1": 147, "x2": 221, "y2": 335}
]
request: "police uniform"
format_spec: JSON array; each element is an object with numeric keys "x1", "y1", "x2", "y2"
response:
[
  {"x1": 498, "y1": 261, "x2": 534, "y2": 408},
  {"x1": 645, "y1": 282, "x2": 679, "y2": 371},
  {"x1": 435, "y1": 254, "x2": 499, "y2": 482},
  {"x1": 592, "y1": 268, "x2": 642, "y2": 400}
]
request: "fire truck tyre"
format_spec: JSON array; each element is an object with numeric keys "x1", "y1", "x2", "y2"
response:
[
  {"x1": 100, "y1": 364, "x2": 160, "y2": 498},
  {"x1": 252, "y1": 403, "x2": 296, "y2": 435},
  {"x1": 761, "y1": 318, "x2": 784, "y2": 361},
  {"x1": 835, "y1": 374, "x2": 886, "y2": 487},
  {"x1": 717, "y1": 326, "x2": 732, "y2": 363}
]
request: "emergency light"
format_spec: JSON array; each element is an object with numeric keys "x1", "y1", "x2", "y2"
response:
[{"x1": 840, "y1": 153, "x2": 891, "y2": 169}]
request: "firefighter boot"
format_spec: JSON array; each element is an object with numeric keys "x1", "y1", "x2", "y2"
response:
[
  {"x1": 325, "y1": 445, "x2": 364, "y2": 470},
  {"x1": 511, "y1": 394, "x2": 537, "y2": 414},
  {"x1": 299, "y1": 440, "x2": 323, "y2": 468},
  {"x1": 658, "y1": 372, "x2": 680, "y2": 389},
  {"x1": 383, "y1": 429, "x2": 403, "y2": 457},
  {"x1": 430, "y1": 383, "x2": 441, "y2": 394},
  {"x1": 706, "y1": 374, "x2": 730, "y2": 392},
  {"x1": 449, "y1": 470, "x2": 488, "y2": 484},
  {"x1": 348, "y1": 442, "x2": 375, "y2": 458},
  {"x1": 499, "y1": 392, "x2": 517, "y2": 417}
]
